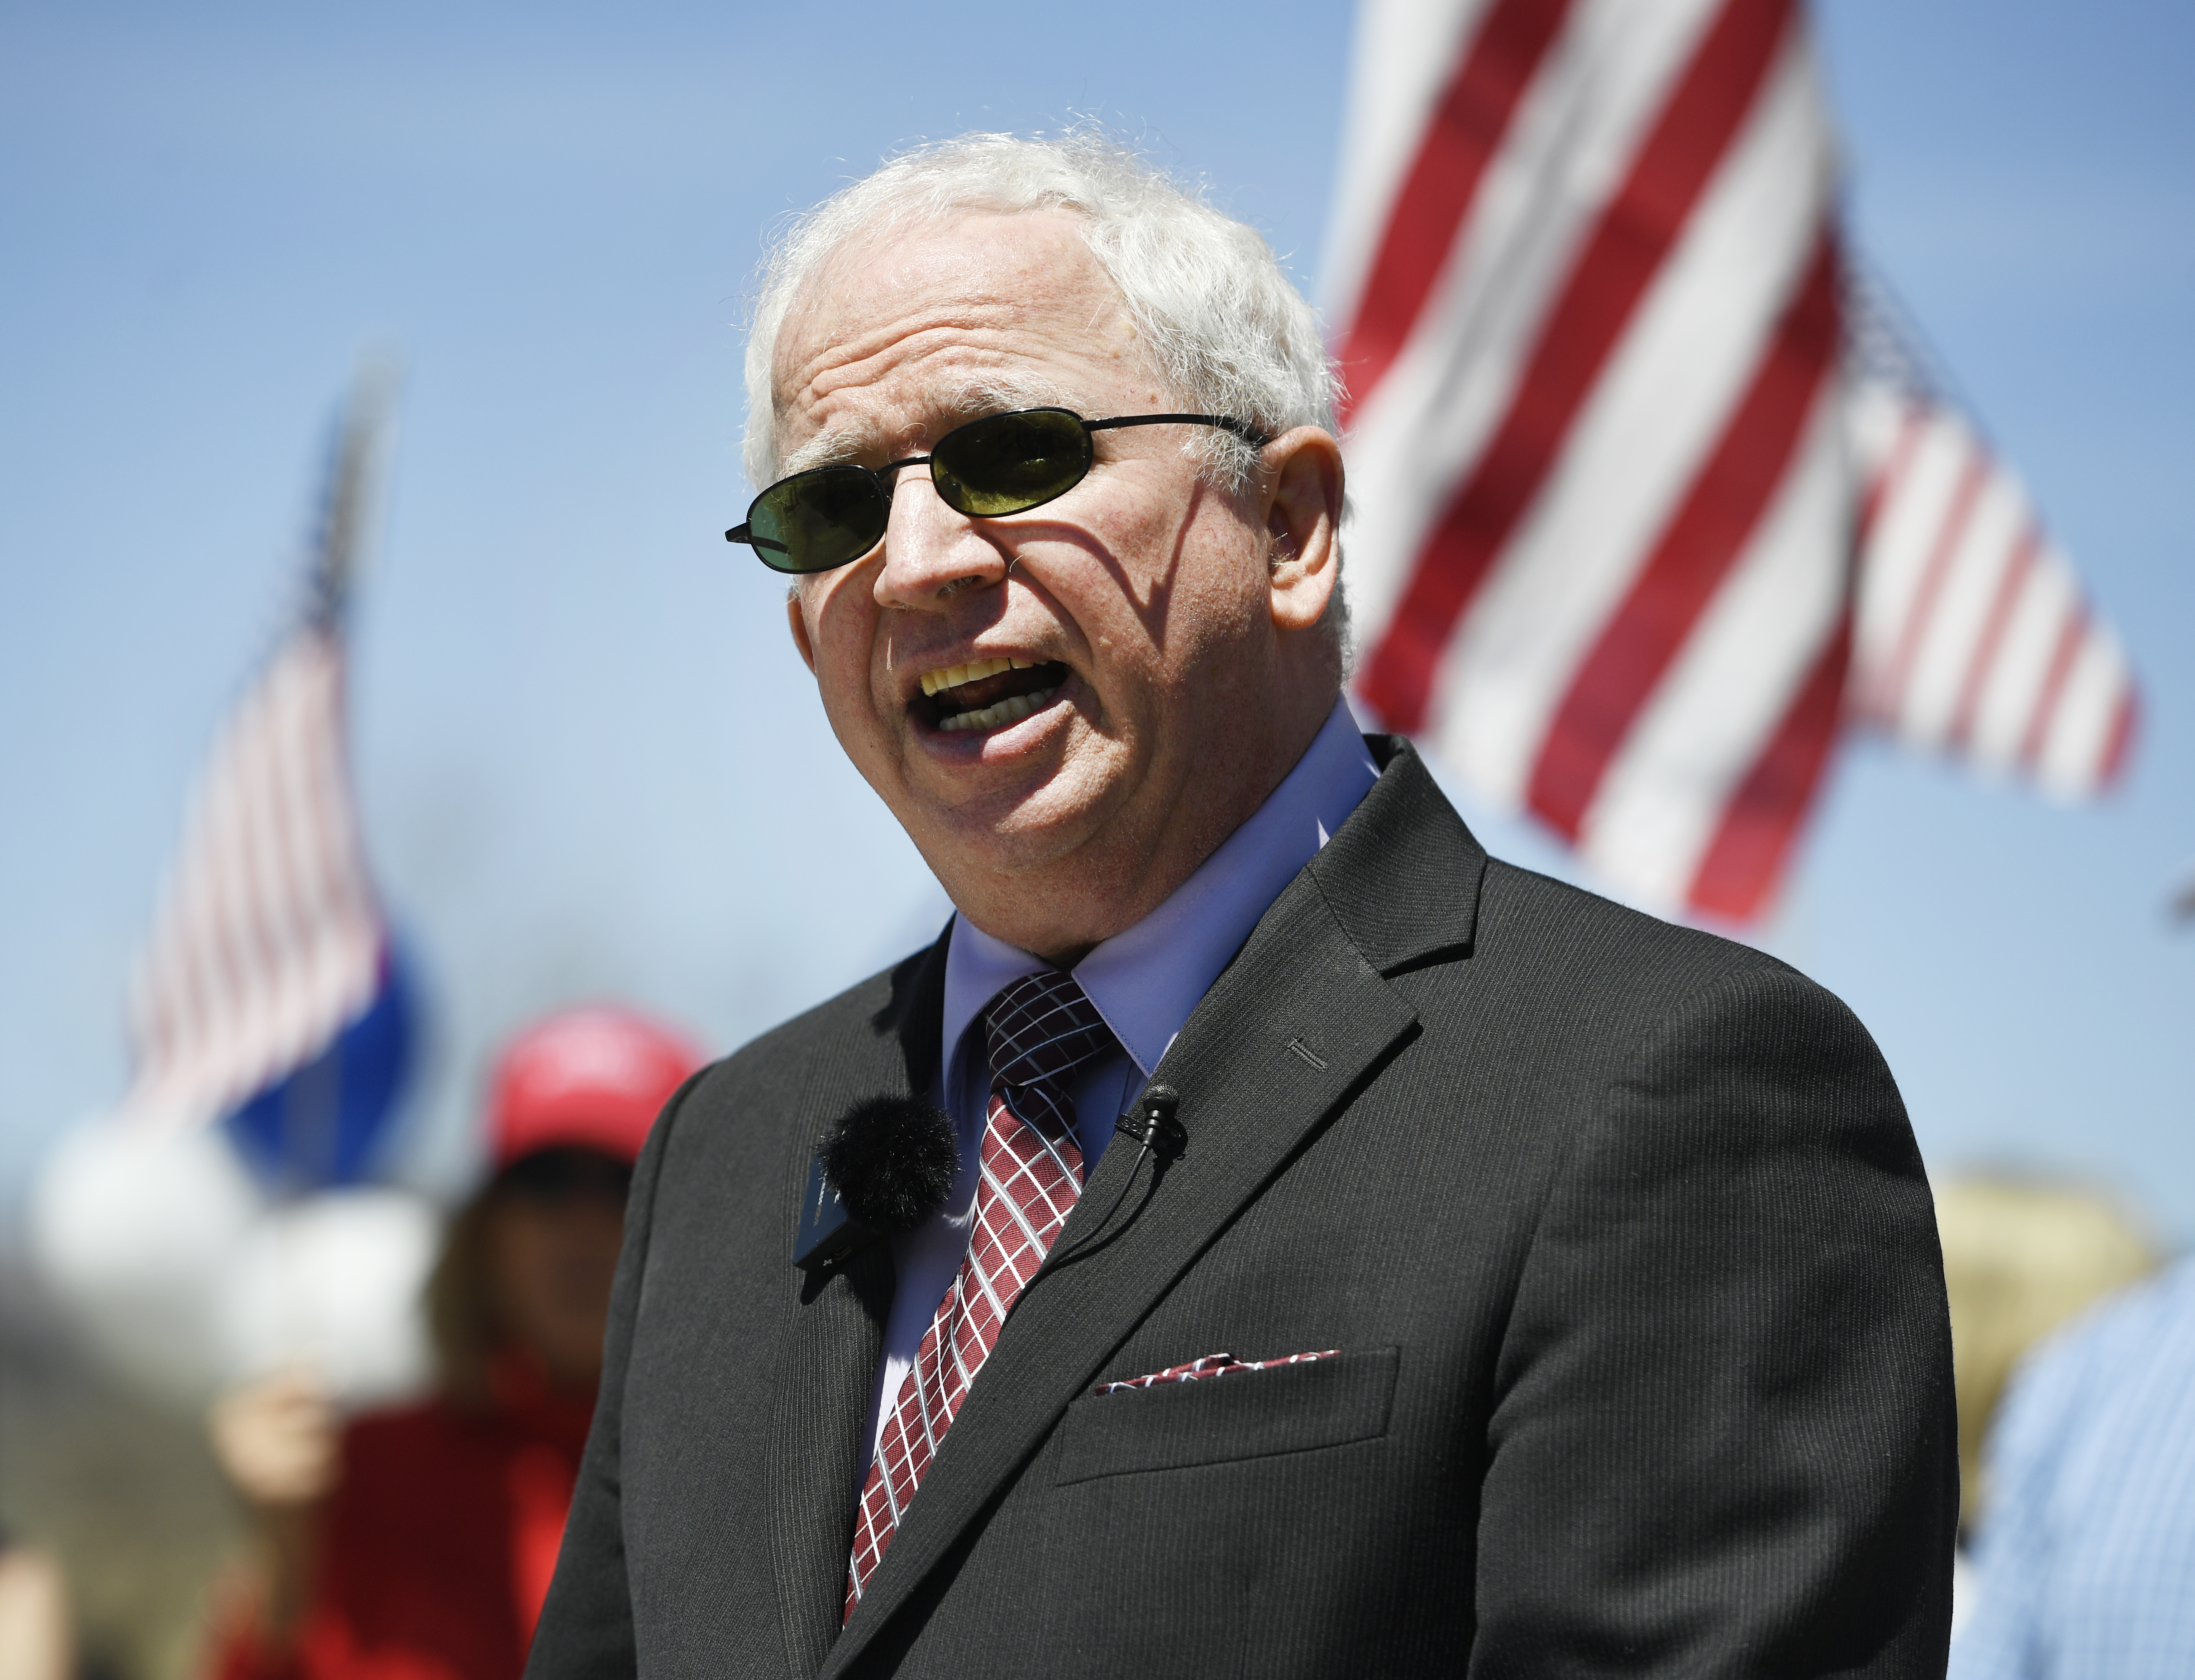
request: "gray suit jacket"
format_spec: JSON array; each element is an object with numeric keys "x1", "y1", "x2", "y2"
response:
[{"x1": 530, "y1": 738, "x2": 1956, "y2": 1677}]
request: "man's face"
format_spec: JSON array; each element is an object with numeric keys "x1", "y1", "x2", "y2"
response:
[{"x1": 776, "y1": 211, "x2": 1313, "y2": 941}]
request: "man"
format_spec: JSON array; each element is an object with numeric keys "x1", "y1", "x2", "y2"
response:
[{"x1": 532, "y1": 133, "x2": 1955, "y2": 1678}]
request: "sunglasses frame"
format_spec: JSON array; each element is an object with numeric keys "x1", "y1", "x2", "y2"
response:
[{"x1": 724, "y1": 407, "x2": 1272, "y2": 576}]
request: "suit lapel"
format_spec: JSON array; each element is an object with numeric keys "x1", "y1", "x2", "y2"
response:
[
  {"x1": 766, "y1": 935, "x2": 947, "y2": 1679},
  {"x1": 824, "y1": 742, "x2": 1483, "y2": 1674},
  {"x1": 767, "y1": 1244, "x2": 892, "y2": 1678}
]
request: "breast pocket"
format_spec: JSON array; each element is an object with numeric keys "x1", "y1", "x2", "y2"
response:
[{"x1": 1053, "y1": 1345, "x2": 1399, "y2": 1485}]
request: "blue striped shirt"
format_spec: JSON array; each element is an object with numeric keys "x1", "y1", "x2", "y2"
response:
[{"x1": 1950, "y1": 1255, "x2": 2195, "y2": 1679}]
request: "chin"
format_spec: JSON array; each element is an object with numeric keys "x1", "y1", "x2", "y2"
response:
[{"x1": 925, "y1": 783, "x2": 1125, "y2": 887}]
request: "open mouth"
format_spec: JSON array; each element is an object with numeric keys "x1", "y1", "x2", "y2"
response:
[{"x1": 919, "y1": 656, "x2": 1070, "y2": 734}]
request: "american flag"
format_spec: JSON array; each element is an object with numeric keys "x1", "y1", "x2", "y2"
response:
[
  {"x1": 1845, "y1": 274, "x2": 2136, "y2": 802},
  {"x1": 116, "y1": 375, "x2": 413, "y2": 1185},
  {"x1": 1327, "y1": 0, "x2": 2136, "y2": 921}
]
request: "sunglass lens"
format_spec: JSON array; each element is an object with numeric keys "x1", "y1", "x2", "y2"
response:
[
  {"x1": 932, "y1": 409, "x2": 1093, "y2": 518},
  {"x1": 749, "y1": 467, "x2": 889, "y2": 573}
]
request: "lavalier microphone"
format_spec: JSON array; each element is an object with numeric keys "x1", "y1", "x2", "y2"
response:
[
  {"x1": 1112, "y1": 1084, "x2": 1184, "y2": 1163},
  {"x1": 1046, "y1": 1084, "x2": 1184, "y2": 1273},
  {"x1": 793, "y1": 1096, "x2": 958, "y2": 1273}
]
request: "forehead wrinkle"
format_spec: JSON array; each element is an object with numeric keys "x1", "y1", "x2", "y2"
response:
[
  {"x1": 778, "y1": 361, "x2": 1089, "y2": 477},
  {"x1": 797, "y1": 304, "x2": 1018, "y2": 392},
  {"x1": 781, "y1": 285, "x2": 1027, "y2": 406},
  {"x1": 779, "y1": 267, "x2": 1138, "y2": 422},
  {"x1": 771, "y1": 228, "x2": 1150, "y2": 477},
  {"x1": 777, "y1": 321, "x2": 1017, "y2": 457},
  {"x1": 781, "y1": 207, "x2": 1107, "y2": 380}
]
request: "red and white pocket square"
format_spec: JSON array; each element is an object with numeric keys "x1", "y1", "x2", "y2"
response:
[{"x1": 1094, "y1": 1349, "x2": 1340, "y2": 1395}]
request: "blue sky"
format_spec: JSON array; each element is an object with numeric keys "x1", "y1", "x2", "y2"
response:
[{"x1": 2, "y1": 2, "x2": 2189, "y2": 1236}]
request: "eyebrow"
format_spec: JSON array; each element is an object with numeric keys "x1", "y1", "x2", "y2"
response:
[{"x1": 776, "y1": 372, "x2": 1080, "y2": 477}]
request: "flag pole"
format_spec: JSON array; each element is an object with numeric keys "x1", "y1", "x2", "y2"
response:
[{"x1": 286, "y1": 364, "x2": 397, "y2": 1199}]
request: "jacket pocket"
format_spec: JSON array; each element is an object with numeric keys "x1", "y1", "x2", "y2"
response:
[{"x1": 1053, "y1": 1345, "x2": 1399, "y2": 1485}]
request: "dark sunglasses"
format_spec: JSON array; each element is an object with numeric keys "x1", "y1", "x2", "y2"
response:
[{"x1": 724, "y1": 407, "x2": 1270, "y2": 576}]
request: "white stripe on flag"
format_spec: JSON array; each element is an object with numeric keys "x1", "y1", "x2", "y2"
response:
[
  {"x1": 2038, "y1": 630, "x2": 2133, "y2": 798},
  {"x1": 1850, "y1": 379, "x2": 2135, "y2": 800},
  {"x1": 1340, "y1": 0, "x2": 1724, "y2": 652},
  {"x1": 1898, "y1": 466, "x2": 2028, "y2": 748},
  {"x1": 1968, "y1": 544, "x2": 2073, "y2": 772},
  {"x1": 1321, "y1": 0, "x2": 1499, "y2": 327},
  {"x1": 1422, "y1": 27, "x2": 1832, "y2": 808},
  {"x1": 1579, "y1": 375, "x2": 1847, "y2": 904},
  {"x1": 121, "y1": 630, "x2": 382, "y2": 1130},
  {"x1": 1331, "y1": 0, "x2": 2135, "y2": 919}
]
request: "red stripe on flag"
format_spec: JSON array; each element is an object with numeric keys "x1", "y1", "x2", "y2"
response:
[
  {"x1": 2016, "y1": 609, "x2": 2086, "y2": 771},
  {"x1": 1336, "y1": 0, "x2": 1574, "y2": 428},
  {"x1": 1872, "y1": 450, "x2": 1984, "y2": 726},
  {"x1": 1687, "y1": 610, "x2": 1851, "y2": 922},
  {"x1": 1526, "y1": 228, "x2": 1840, "y2": 840},
  {"x1": 1358, "y1": 0, "x2": 1797, "y2": 735},
  {"x1": 2099, "y1": 687, "x2": 2138, "y2": 789},
  {"x1": 1945, "y1": 524, "x2": 2039, "y2": 752},
  {"x1": 234, "y1": 695, "x2": 289, "y2": 1074},
  {"x1": 1857, "y1": 402, "x2": 1924, "y2": 551},
  {"x1": 197, "y1": 777, "x2": 249, "y2": 1099}
]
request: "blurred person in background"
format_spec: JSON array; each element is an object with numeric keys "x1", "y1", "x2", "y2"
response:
[
  {"x1": 200, "y1": 1007, "x2": 704, "y2": 1680},
  {"x1": 1949, "y1": 1249, "x2": 2195, "y2": 1677},
  {"x1": 0, "y1": 1527, "x2": 74, "y2": 1680},
  {"x1": 1935, "y1": 1177, "x2": 2156, "y2": 1541}
]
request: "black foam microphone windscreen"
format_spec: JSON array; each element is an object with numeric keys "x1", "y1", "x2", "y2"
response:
[
  {"x1": 821, "y1": 1096, "x2": 958, "y2": 1232},
  {"x1": 794, "y1": 1096, "x2": 958, "y2": 1272}
]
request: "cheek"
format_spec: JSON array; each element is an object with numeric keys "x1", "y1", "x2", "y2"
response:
[
  {"x1": 497, "y1": 1211, "x2": 622, "y2": 1305},
  {"x1": 485, "y1": 1217, "x2": 543, "y2": 1302},
  {"x1": 1083, "y1": 515, "x2": 1264, "y2": 688},
  {"x1": 577, "y1": 1208, "x2": 626, "y2": 1270},
  {"x1": 800, "y1": 580, "x2": 886, "y2": 715}
]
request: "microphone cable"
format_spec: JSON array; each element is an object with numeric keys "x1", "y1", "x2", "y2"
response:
[{"x1": 1045, "y1": 1085, "x2": 1182, "y2": 1271}]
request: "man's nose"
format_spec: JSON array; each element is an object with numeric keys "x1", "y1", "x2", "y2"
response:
[{"x1": 872, "y1": 464, "x2": 1008, "y2": 610}]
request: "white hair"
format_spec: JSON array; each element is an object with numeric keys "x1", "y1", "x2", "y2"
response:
[
  {"x1": 742, "y1": 129, "x2": 1340, "y2": 495},
  {"x1": 742, "y1": 130, "x2": 1349, "y2": 666}
]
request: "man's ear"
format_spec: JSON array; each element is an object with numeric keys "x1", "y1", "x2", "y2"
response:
[
  {"x1": 786, "y1": 587, "x2": 819, "y2": 675},
  {"x1": 1262, "y1": 428, "x2": 1344, "y2": 635}
]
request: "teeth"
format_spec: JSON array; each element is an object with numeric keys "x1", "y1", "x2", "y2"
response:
[
  {"x1": 920, "y1": 655, "x2": 1018, "y2": 697},
  {"x1": 937, "y1": 687, "x2": 1057, "y2": 733}
]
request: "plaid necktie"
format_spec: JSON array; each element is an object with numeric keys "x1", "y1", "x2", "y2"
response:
[{"x1": 844, "y1": 969, "x2": 1116, "y2": 1618}]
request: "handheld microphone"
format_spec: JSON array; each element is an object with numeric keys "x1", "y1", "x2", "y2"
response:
[{"x1": 793, "y1": 1096, "x2": 957, "y2": 1273}]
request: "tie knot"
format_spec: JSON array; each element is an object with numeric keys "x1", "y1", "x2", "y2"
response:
[{"x1": 984, "y1": 970, "x2": 1114, "y2": 1092}]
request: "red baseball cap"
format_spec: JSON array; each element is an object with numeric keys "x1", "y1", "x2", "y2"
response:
[{"x1": 487, "y1": 1006, "x2": 707, "y2": 1169}]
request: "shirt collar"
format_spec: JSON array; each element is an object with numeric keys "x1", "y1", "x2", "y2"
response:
[{"x1": 942, "y1": 697, "x2": 1379, "y2": 1084}]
